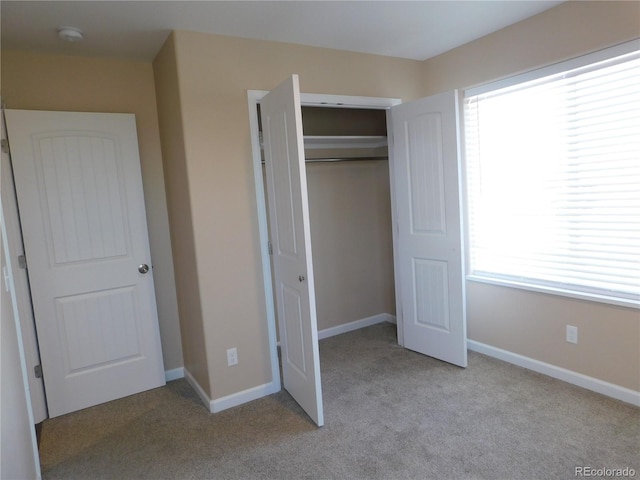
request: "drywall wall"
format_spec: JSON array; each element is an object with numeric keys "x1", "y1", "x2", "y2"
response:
[
  {"x1": 153, "y1": 36, "x2": 210, "y2": 393},
  {"x1": 421, "y1": 1, "x2": 640, "y2": 96},
  {"x1": 302, "y1": 107, "x2": 395, "y2": 330},
  {"x1": 421, "y1": 1, "x2": 640, "y2": 391},
  {"x1": 0, "y1": 51, "x2": 183, "y2": 372},
  {"x1": 307, "y1": 159, "x2": 395, "y2": 330},
  {"x1": 154, "y1": 31, "x2": 423, "y2": 400}
]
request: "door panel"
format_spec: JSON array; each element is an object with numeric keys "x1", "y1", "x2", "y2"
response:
[
  {"x1": 414, "y1": 258, "x2": 450, "y2": 330},
  {"x1": 5, "y1": 110, "x2": 165, "y2": 417},
  {"x1": 57, "y1": 287, "x2": 140, "y2": 371},
  {"x1": 261, "y1": 76, "x2": 324, "y2": 426},
  {"x1": 408, "y1": 114, "x2": 447, "y2": 234},
  {"x1": 39, "y1": 134, "x2": 127, "y2": 263},
  {"x1": 391, "y1": 91, "x2": 467, "y2": 367}
]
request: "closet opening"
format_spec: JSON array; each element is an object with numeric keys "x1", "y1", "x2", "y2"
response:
[
  {"x1": 294, "y1": 105, "x2": 396, "y2": 340},
  {"x1": 250, "y1": 92, "x2": 402, "y2": 394}
]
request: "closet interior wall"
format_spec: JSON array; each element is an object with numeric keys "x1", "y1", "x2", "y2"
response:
[{"x1": 260, "y1": 106, "x2": 396, "y2": 336}]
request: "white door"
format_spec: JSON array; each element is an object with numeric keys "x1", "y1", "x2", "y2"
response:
[
  {"x1": 260, "y1": 76, "x2": 324, "y2": 426},
  {"x1": 5, "y1": 109, "x2": 166, "y2": 417},
  {"x1": 390, "y1": 91, "x2": 467, "y2": 367}
]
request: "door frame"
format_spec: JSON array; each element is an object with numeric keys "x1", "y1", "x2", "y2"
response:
[
  {"x1": 1, "y1": 113, "x2": 48, "y2": 423},
  {"x1": 0, "y1": 101, "x2": 43, "y2": 479},
  {"x1": 247, "y1": 90, "x2": 401, "y2": 389}
]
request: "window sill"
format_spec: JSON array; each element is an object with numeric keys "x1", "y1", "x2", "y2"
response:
[{"x1": 466, "y1": 275, "x2": 640, "y2": 310}]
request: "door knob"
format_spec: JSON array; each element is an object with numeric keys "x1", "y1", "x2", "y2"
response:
[{"x1": 138, "y1": 264, "x2": 150, "y2": 274}]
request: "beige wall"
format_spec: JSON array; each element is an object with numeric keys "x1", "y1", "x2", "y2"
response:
[
  {"x1": 301, "y1": 107, "x2": 395, "y2": 330},
  {"x1": 421, "y1": 1, "x2": 640, "y2": 95},
  {"x1": 153, "y1": 36, "x2": 210, "y2": 392},
  {"x1": 421, "y1": 1, "x2": 640, "y2": 391},
  {"x1": 154, "y1": 31, "x2": 423, "y2": 400},
  {"x1": 1, "y1": 51, "x2": 183, "y2": 371},
  {"x1": 307, "y1": 160, "x2": 395, "y2": 330}
]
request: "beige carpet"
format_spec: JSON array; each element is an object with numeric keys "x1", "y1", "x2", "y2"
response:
[{"x1": 39, "y1": 323, "x2": 639, "y2": 479}]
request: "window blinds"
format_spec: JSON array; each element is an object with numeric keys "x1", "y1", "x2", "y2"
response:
[{"x1": 464, "y1": 46, "x2": 640, "y2": 304}]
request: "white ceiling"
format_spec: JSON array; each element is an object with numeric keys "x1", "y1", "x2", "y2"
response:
[{"x1": 1, "y1": 1, "x2": 563, "y2": 62}]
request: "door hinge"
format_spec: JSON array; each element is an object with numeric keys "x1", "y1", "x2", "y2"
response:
[
  {"x1": 34, "y1": 364, "x2": 43, "y2": 379},
  {"x1": 1, "y1": 138, "x2": 9, "y2": 154},
  {"x1": 268, "y1": 240, "x2": 273, "y2": 255},
  {"x1": 18, "y1": 254, "x2": 27, "y2": 269}
]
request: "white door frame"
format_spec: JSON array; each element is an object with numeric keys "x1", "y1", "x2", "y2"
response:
[
  {"x1": 247, "y1": 90, "x2": 401, "y2": 390},
  {"x1": 0, "y1": 101, "x2": 42, "y2": 479},
  {"x1": 1, "y1": 121, "x2": 48, "y2": 423}
]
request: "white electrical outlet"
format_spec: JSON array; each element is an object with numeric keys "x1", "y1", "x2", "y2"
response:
[
  {"x1": 566, "y1": 325, "x2": 578, "y2": 344},
  {"x1": 226, "y1": 347, "x2": 238, "y2": 366}
]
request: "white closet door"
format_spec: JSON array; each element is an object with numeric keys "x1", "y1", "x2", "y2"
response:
[
  {"x1": 5, "y1": 109, "x2": 166, "y2": 417},
  {"x1": 261, "y1": 76, "x2": 324, "y2": 426},
  {"x1": 390, "y1": 91, "x2": 467, "y2": 367}
]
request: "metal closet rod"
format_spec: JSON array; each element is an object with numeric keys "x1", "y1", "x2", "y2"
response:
[{"x1": 261, "y1": 156, "x2": 388, "y2": 164}]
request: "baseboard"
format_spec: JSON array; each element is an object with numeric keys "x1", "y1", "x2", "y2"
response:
[
  {"x1": 211, "y1": 381, "x2": 280, "y2": 413},
  {"x1": 184, "y1": 367, "x2": 280, "y2": 413},
  {"x1": 385, "y1": 315, "x2": 397, "y2": 325},
  {"x1": 467, "y1": 340, "x2": 640, "y2": 407},
  {"x1": 318, "y1": 313, "x2": 396, "y2": 340},
  {"x1": 164, "y1": 367, "x2": 185, "y2": 382},
  {"x1": 183, "y1": 368, "x2": 213, "y2": 411}
]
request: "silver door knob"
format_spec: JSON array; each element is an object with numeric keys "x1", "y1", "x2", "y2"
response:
[
  {"x1": 299, "y1": 275, "x2": 305, "y2": 282},
  {"x1": 138, "y1": 264, "x2": 150, "y2": 274}
]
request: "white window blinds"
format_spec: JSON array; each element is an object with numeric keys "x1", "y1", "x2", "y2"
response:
[{"x1": 464, "y1": 44, "x2": 640, "y2": 305}]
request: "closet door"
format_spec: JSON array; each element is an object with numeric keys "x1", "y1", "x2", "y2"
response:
[
  {"x1": 261, "y1": 75, "x2": 324, "y2": 426},
  {"x1": 390, "y1": 91, "x2": 467, "y2": 367}
]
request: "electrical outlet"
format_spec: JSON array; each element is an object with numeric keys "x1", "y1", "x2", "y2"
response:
[
  {"x1": 566, "y1": 325, "x2": 578, "y2": 344},
  {"x1": 226, "y1": 347, "x2": 238, "y2": 366}
]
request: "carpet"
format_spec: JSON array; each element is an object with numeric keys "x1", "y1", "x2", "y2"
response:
[{"x1": 38, "y1": 323, "x2": 639, "y2": 479}]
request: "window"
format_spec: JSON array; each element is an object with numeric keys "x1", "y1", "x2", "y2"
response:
[{"x1": 464, "y1": 41, "x2": 640, "y2": 306}]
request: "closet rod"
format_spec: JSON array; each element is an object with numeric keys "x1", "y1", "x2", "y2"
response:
[{"x1": 261, "y1": 156, "x2": 388, "y2": 165}]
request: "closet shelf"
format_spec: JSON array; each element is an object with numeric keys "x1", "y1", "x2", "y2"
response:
[
  {"x1": 261, "y1": 156, "x2": 388, "y2": 165},
  {"x1": 306, "y1": 156, "x2": 388, "y2": 163},
  {"x1": 303, "y1": 135, "x2": 387, "y2": 149},
  {"x1": 259, "y1": 133, "x2": 387, "y2": 150}
]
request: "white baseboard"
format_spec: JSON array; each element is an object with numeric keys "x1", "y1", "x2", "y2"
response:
[
  {"x1": 385, "y1": 315, "x2": 397, "y2": 325},
  {"x1": 467, "y1": 340, "x2": 640, "y2": 407},
  {"x1": 183, "y1": 368, "x2": 213, "y2": 410},
  {"x1": 211, "y1": 381, "x2": 280, "y2": 413},
  {"x1": 164, "y1": 367, "x2": 185, "y2": 382},
  {"x1": 184, "y1": 367, "x2": 280, "y2": 413},
  {"x1": 318, "y1": 313, "x2": 396, "y2": 340}
]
